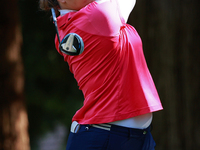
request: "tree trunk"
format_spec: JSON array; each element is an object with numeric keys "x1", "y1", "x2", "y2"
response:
[
  {"x1": 0, "y1": 0, "x2": 30, "y2": 150},
  {"x1": 128, "y1": 0, "x2": 200, "y2": 149}
]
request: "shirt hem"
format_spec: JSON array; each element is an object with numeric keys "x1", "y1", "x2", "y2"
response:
[{"x1": 72, "y1": 105, "x2": 163, "y2": 124}]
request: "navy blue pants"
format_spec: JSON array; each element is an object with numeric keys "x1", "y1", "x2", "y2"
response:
[{"x1": 66, "y1": 124, "x2": 156, "y2": 150}]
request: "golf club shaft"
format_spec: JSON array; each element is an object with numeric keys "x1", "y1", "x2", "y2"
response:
[{"x1": 51, "y1": 8, "x2": 61, "y2": 43}]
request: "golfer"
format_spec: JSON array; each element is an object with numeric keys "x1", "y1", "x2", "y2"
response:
[{"x1": 40, "y1": 0, "x2": 163, "y2": 149}]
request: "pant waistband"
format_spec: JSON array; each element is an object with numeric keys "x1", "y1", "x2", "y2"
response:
[{"x1": 71, "y1": 121, "x2": 151, "y2": 135}]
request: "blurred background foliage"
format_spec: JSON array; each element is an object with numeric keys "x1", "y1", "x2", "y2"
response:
[{"x1": 19, "y1": 0, "x2": 83, "y2": 149}]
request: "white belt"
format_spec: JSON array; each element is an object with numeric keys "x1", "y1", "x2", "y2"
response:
[
  {"x1": 70, "y1": 121, "x2": 111, "y2": 133},
  {"x1": 90, "y1": 123, "x2": 111, "y2": 131}
]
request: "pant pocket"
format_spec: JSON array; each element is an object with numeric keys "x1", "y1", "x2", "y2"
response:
[{"x1": 121, "y1": 135, "x2": 145, "y2": 150}]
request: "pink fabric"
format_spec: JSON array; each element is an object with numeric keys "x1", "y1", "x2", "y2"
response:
[{"x1": 55, "y1": 1, "x2": 163, "y2": 124}]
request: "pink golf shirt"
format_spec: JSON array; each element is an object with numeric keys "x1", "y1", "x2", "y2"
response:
[{"x1": 55, "y1": 0, "x2": 163, "y2": 124}]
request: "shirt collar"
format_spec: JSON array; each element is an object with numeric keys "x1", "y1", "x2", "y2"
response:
[
  {"x1": 59, "y1": 9, "x2": 77, "y2": 16},
  {"x1": 59, "y1": 0, "x2": 109, "y2": 16}
]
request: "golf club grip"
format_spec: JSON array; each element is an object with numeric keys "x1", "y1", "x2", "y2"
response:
[{"x1": 51, "y1": 8, "x2": 61, "y2": 43}]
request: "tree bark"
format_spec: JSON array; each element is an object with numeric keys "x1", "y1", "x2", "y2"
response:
[
  {"x1": 129, "y1": 0, "x2": 200, "y2": 149},
  {"x1": 0, "y1": 0, "x2": 30, "y2": 150}
]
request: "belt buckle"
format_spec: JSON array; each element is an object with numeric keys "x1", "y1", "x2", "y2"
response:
[{"x1": 71, "y1": 121, "x2": 81, "y2": 133}]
